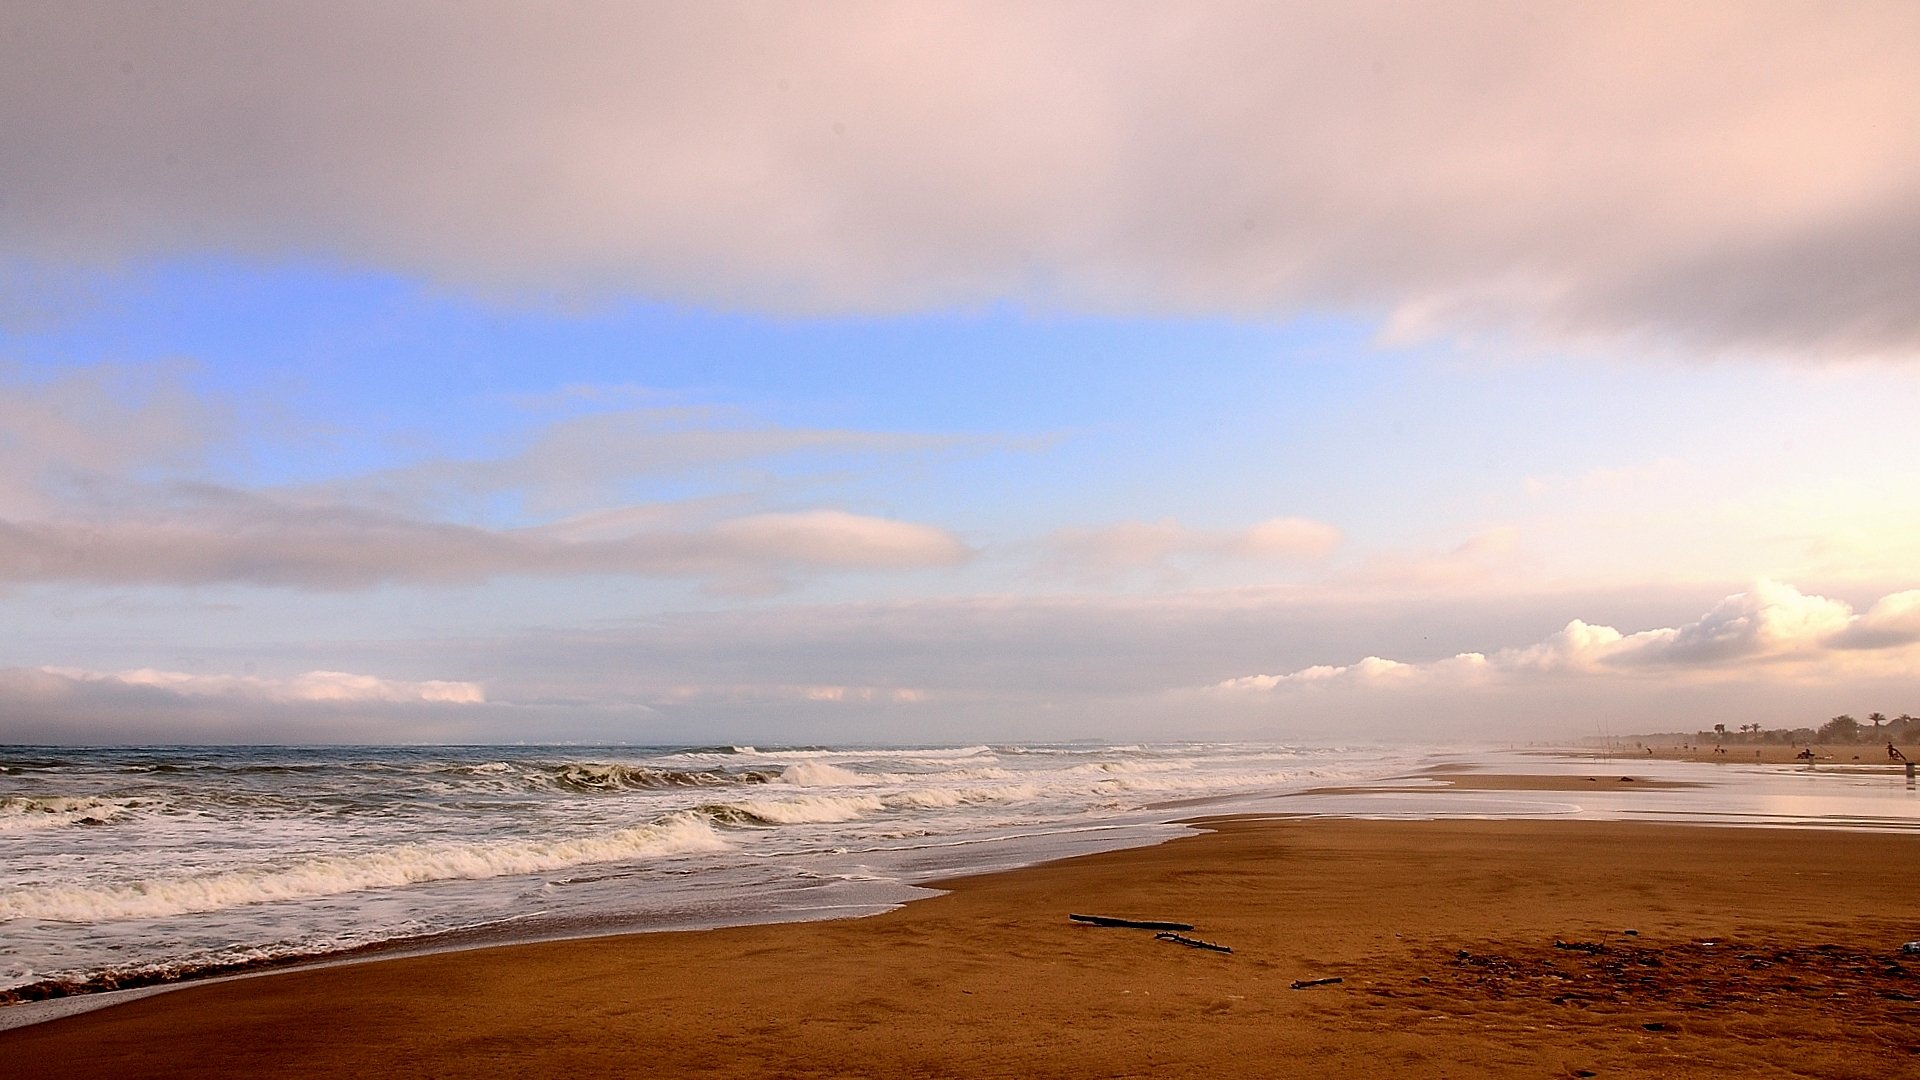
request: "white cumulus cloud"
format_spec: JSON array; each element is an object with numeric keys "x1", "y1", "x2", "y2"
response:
[
  {"x1": 1213, "y1": 581, "x2": 1920, "y2": 693},
  {"x1": 1832, "y1": 590, "x2": 1920, "y2": 650}
]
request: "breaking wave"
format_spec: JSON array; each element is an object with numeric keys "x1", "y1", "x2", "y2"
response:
[
  {"x1": 0, "y1": 812, "x2": 731, "y2": 923},
  {"x1": 533, "y1": 763, "x2": 778, "y2": 792},
  {"x1": 0, "y1": 795, "x2": 142, "y2": 832},
  {"x1": 777, "y1": 762, "x2": 869, "y2": 787},
  {"x1": 887, "y1": 784, "x2": 1037, "y2": 809},
  {"x1": 1070, "y1": 759, "x2": 1196, "y2": 776},
  {"x1": 696, "y1": 783, "x2": 1036, "y2": 827},
  {"x1": 701, "y1": 795, "x2": 888, "y2": 826},
  {"x1": 733, "y1": 745, "x2": 994, "y2": 762}
]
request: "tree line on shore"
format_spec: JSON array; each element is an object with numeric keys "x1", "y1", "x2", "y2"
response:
[{"x1": 1698, "y1": 712, "x2": 1917, "y2": 746}]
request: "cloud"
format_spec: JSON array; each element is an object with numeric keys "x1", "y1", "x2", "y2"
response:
[
  {"x1": 0, "y1": 363, "x2": 222, "y2": 515},
  {"x1": 1832, "y1": 590, "x2": 1920, "y2": 650},
  {"x1": 1214, "y1": 580, "x2": 1917, "y2": 693},
  {"x1": 1217, "y1": 654, "x2": 1423, "y2": 692},
  {"x1": 0, "y1": 664, "x2": 502, "y2": 743},
  {"x1": 1601, "y1": 581, "x2": 1855, "y2": 667},
  {"x1": 1345, "y1": 528, "x2": 1522, "y2": 590},
  {"x1": 4, "y1": 4, "x2": 1916, "y2": 356},
  {"x1": 32, "y1": 666, "x2": 484, "y2": 705},
  {"x1": 0, "y1": 366, "x2": 978, "y2": 591},
  {"x1": 0, "y1": 492, "x2": 973, "y2": 590},
  {"x1": 8, "y1": 581, "x2": 1913, "y2": 743},
  {"x1": 703, "y1": 510, "x2": 969, "y2": 570},
  {"x1": 653, "y1": 682, "x2": 929, "y2": 706},
  {"x1": 1045, "y1": 516, "x2": 1341, "y2": 579},
  {"x1": 333, "y1": 401, "x2": 982, "y2": 518},
  {"x1": 0, "y1": 660, "x2": 937, "y2": 743},
  {"x1": 1220, "y1": 518, "x2": 1345, "y2": 559}
]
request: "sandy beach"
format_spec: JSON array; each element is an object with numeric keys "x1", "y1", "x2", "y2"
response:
[
  {"x1": 1581, "y1": 744, "x2": 1919, "y2": 767},
  {"x1": 8, "y1": 763, "x2": 1920, "y2": 1079}
]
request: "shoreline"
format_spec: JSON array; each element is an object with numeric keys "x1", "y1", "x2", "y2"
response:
[
  {"x1": 8, "y1": 755, "x2": 1920, "y2": 1076},
  {"x1": 1, "y1": 741, "x2": 1431, "y2": 1017},
  {"x1": 0, "y1": 815, "x2": 1206, "y2": 1030},
  {"x1": 6, "y1": 751, "x2": 1915, "y2": 1020},
  {"x1": 0, "y1": 818, "x2": 1214, "y2": 1029},
  {"x1": 0, "y1": 871, "x2": 955, "y2": 1025}
]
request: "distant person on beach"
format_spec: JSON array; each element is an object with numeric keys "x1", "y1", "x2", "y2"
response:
[
  {"x1": 1890, "y1": 742, "x2": 1908, "y2": 763},
  {"x1": 1796, "y1": 747, "x2": 1816, "y2": 761}
]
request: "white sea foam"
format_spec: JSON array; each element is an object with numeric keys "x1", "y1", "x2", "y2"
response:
[
  {"x1": 1072, "y1": 767, "x2": 1318, "y2": 794},
  {"x1": 535, "y1": 762, "x2": 774, "y2": 791},
  {"x1": 740, "y1": 745, "x2": 995, "y2": 762},
  {"x1": 1069, "y1": 759, "x2": 1196, "y2": 775},
  {"x1": 0, "y1": 796, "x2": 141, "y2": 833},
  {"x1": 0, "y1": 811, "x2": 731, "y2": 923},
  {"x1": 0, "y1": 741, "x2": 1439, "y2": 1006},
  {"x1": 885, "y1": 784, "x2": 1038, "y2": 809},
  {"x1": 930, "y1": 766, "x2": 1016, "y2": 781},
  {"x1": 880, "y1": 745, "x2": 995, "y2": 760},
  {"x1": 717, "y1": 795, "x2": 887, "y2": 825},
  {"x1": 777, "y1": 762, "x2": 870, "y2": 787}
]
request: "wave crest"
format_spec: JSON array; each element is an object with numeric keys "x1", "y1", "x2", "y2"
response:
[
  {"x1": 700, "y1": 795, "x2": 887, "y2": 826},
  {"x1": 538, "y1": 763, "x2": 778, "y2": 792},
  {"x1": 777, "y1": 762, "x2": 869, "y2": 787},
  {"x1": 0, "y1": 811, "x2": 731, "y2": 923},
  {"x1": 0, "y1": 795, "x2": 139, "y2": 832}
]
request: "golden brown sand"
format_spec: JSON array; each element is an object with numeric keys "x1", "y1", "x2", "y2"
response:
[{"x1": 8, "y1": 797, "x2": 1920, "y2": 1077}]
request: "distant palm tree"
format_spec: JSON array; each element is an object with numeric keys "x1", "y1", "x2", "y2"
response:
[
  {"x1": 1820, "y1": 714, "x2": 1861, "y2": 742},
  {"x1": 1870, "y1": 712, "x2": 1888, "y2": 731}
]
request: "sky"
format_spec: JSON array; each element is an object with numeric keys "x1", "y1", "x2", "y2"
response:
[{"x1": 2, "y1": 2, "x2": 1918, "y2": 744}]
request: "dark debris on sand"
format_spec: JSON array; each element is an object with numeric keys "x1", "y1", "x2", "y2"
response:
[{"x1": 1382, "y1": 937, "x2": 1920, "y2": 1016}]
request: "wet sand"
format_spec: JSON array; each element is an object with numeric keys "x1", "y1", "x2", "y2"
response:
[
  {"x1": 1304, "y1": 770, "x2": 1704, "y2": 795},
  {"x1": 9, "y1": 774, "x2": 1920, "y2": 1079}
]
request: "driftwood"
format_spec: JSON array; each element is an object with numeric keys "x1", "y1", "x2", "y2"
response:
[
  {"x1": 1290, "y1": 977, "x2": 1343, "y2": 989},
  {"x1": 1155, "y1": 932, "x2": 1231, "y2": 953},
  {"x1": 1069, "y1": 913, "x2": 1195, "y2": 931}
]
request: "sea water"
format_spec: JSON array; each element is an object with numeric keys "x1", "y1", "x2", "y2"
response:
[{"x1": 0, "y1": 742, "x2": 1429, "y2": 1003}]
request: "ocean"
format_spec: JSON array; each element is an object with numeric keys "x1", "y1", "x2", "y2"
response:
[{"x1": 0, "y1": 742, "x2": 1430, "y2": 1004}]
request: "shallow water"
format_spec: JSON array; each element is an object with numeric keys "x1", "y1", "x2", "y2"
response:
[{"x1": 1256, "y1": 751, "x2": 1920, "y2": 832}]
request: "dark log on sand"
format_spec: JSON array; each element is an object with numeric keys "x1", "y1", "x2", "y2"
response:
[
  {"x1": 1155, "y1": 932, "x2": 1232, "y2": 953},
  {"x1": 1069, "y1": 914, "x2": 1195, "y2": 931},
  {"x1": 1290, "y1": 977, "x2": 1343, "y2": 989}
]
